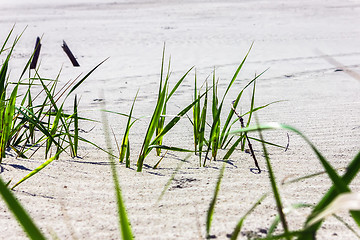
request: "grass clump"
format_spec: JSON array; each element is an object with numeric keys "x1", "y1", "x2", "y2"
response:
[
  {"x1": 104, "y1": 43, "x2": 282, "y2": 171},
  {"x1": 136, "y1": 45, "x2": 200, "y2": 172},
  {"x1": 191, "y1": 72, "x2": 208, "y2": 165},
  {"x1": 227, "y1": 123, "x2": 360, "y2": 239},
  {"x1": 0, "y1": 28, "x2": 105, "y2": 188}
]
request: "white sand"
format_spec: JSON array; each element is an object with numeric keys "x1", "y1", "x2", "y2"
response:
[{"x1": 1, "y1": 0, "x2": 360, "y2": 239}]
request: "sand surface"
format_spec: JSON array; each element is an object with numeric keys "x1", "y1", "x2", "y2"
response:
[{"x1": 1, "y1": 0, "x2": 360, "y2": 239}]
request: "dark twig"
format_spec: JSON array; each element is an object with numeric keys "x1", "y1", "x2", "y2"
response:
[
  {"x1": 30, "y1": 37, "x2": 41, "y2": 69},
  {"x1": 61, "y1": 40, "x2": 80, "y2": 67},
  {"x1": 231, "y1": 101, "x2": 261, "y2": 173},
  {"x1": 285, "y1": 133, "x2": 290, "y2": 152}
]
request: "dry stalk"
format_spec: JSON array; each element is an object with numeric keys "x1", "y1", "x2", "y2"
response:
[{"x1": 231, "y1": 101, "x2": 261, "y2": 173}]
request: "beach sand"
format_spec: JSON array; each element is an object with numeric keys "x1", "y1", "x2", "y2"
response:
[{"x1": 1, "y1": 0, "x2": 360, "y2": 239}]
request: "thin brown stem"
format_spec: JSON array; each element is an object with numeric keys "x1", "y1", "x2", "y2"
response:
[{"x1": 231, "y1": 101, "x2": 261, "y2": 173}]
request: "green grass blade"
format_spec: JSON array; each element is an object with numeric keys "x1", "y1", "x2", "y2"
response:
[
  {"x1": 268, "y1": 203, "x2": 312, "y2": 237},
  {"x1": 231, "y1": 194, "x2": 267, "y2": 240},
  {"x1": 11, "y1": 151, "x2": 62, "y2": 190},
  {"x1": 307, "y1": 192, "x2": 360, "y2": 227},
  {"x1": 192, "y1": 71, "x2": 200, "y2": 152},
  {"x1": 204, "y1": 72, "x2": 221, "y2": 165},
  {"x1": 150, "y1": 91, "x2": 207, "y2": 147},
  {"x1": 120, "y1": 91, "x2": 138, "y2": 163},
  {"x1": 73, "y1": 95, "x2": 78, "y2": 157},
  {"x1": 221, "y1": 42, "x2": 253, "y2": 103},
  {"x1": 0, "y1": 52, "x2": 9, "y2": 97},
  {"x1": 206, "y1": 162, "x2": 225, "y2": 239},
  {"x1": 0, "y1": 25, "x2": 15, "y2": 54},
  {"x1": 223, "y1": 135, "x2": 245, "y2": 160},
  {"x1": 111, "y1": 149, "x2": 134, "y2": 240},
  {"x1": 219, "y1": 71, "x2": 266, "y2": 147},
  {"x1": 159, "y1": 43, "x2": 166, "y2": 96},
  {"x1": 156, "y1": 100, "x2": 166, "y2": 156},
  {"x1": 101, "y1": 101, "x2": 134, "y2": 239},
  {"x1": 125, "y1": 139, "x2": 131, "y2": 168},
  {"x1": 37, "y1": 74, "x2": 76, "y2": 158},
  {"x1": 218, "y1": 87, "x2": 244, "y2": 148},
  {"x1": 148, "y1": 145, "x2": 194, "y2": 153},
  {"x1": 246, "y1": 80, "x2": 256, "y2": 127},
  {"x1": 46, "y1": 105, "x2": 63, "y2": 157},
  {"x1": 166, "y1": 66, "x2": 194, "y2": 103},
  {"x1": 211, "y1": 71, "x2": 221, "y2": 160},
  {"x1": 0, "y1": 84, "x2": 18, "y2": 161},
  {"x1": 256, "y1": 231, "x2": 302, "y2": 240},
  {"x1": 198, "y1": 85, "x2": 208, "y2": 163},
  {"x1": 0, "y1": 176, "x2": 46, "y2": 240},
  {"x1": 256, "y1": 123, "x2": 290, "y2": 239},
  {"x1": 248, "y1": 136, "x2": 286, "y2": 149},
  {"x1": 241, "y1": 100, "x2": 285, "y2": 118},
  {"x1": 66, "y1": 58, "x2": 108, "y2": 98},
  {"x1": 157, "y1": 155, "x2": 189, "y2": 203},
  {"x1": 1, "y1": 28, "x2": 25, "y2": 88},
  {"x1": 137, "y1": 86, "x2": 167, "y2": 172},
  {"x1": 211, "y1": 70, "x2": 218, "y2": 119}
]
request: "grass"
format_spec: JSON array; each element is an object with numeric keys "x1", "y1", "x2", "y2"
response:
[
  {"x1": 202, "y1": 44, "x2": 255, "y2": 165},
  {"x1": 0, "y1": 28, "x2": 106, "y2": 188},
  {"x1": 136, "y1": 45, "x2": 196, "y2": 171},
  {"x1": 206, "y1": 161, "x2": 226, "y2": 239},
  {"x1": 101, "y1": 98, "x2": 134, "y2": 239},
  {"x1": 229, "y1": 123, "x2": 360, "y2": 239},
  {"x1": 0, "y1": 176, "x2": 46, "y2": 240},
  {"x1": 191, "y1": 71, "x2": 208, "y2": 164},
  {"x1": 1, "y1": 27, "x2": 359, "y2": 239},
  {"x1": 0, "y1": 95, "x2": 134, "y2": 240}
]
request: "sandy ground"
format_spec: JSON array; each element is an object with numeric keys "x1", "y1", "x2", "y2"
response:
[{"x1": 1, "y1": 0, "x2": 360, "y2": 239}]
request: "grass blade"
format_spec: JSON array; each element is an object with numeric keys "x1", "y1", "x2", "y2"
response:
[
  {"x1": 101, "y1": 99, "x2": 134, "y2": 239},
  {"x1": 231, "y1": 194, "x2": 267, "y2": 240},
  {"x1": 157, "y1": 154, "x2": 189, "y2": 203},
  {"x1": 120, "y1": 91, "x2": 138, "y2": 163},
  {"x1": 246, "y1": 79, "x2": 256, "y2": 127},
  {"x1": 307, "y1": 192, "x2": 360, "y2": 226},
  {"x1": 206, "y1": 162, "x2": 225, "y2": 239},
  {"x1": 0, "y1": 177, "x2": 46, "y2": 240},
  {"x1": 192, "y1": 71, "x2": 200, "y2": 152},
  {"x1": 72, "y1": 95, "x2": 79, "y2": 157},
  {"x1": 223, "y1": 134, "x2": 245, "y2": 160},
  {"x1": 256, "y1": 122, "x2": 290, "y2": 239},
  {"x1": 0, "y1": 25, "x2": 15, "y2": 54},
  {"x1": 198, "y1": 84, "x2": 208, "y2": 163},
  {"x1": 149, "y1": 145, "x2": 194, "y2": 153},
  {"x1": 150, "y1": 91, "x2": 207, "y2": 148},
  {"x1": 0, "y1": 84, "x2": 18, "y2": 162},
  {"x1": 11, "y1": 151, "x2": 62, "y2": 190},
  {"x1": 66, "y1": 58, "x2": 108, "y2": 98},
  {"x1": 137, "y1": 85, "x2": 167, "y2": 172}
]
